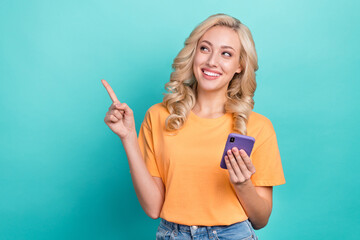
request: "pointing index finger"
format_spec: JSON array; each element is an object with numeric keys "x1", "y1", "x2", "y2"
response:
[{"x1": 101, "y1": 79, "x2": 120, "y2": 103}]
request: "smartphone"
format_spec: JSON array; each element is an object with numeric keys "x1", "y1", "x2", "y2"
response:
[{"x1": 220, "y1": 133, "x2": 255, "y2": 169}]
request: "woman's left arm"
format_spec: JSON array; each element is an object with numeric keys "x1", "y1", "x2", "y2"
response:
[{"x1": 224, "y1": 147, "x2": 273, "y2": 230}]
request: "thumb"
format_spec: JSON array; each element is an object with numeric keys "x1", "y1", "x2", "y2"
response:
[{"x1": 115, "y1": 103, "x2": 133, "y2": 114}]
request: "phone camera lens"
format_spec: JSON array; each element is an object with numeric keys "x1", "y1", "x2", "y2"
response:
[{"x1": 230, "y1": 137, "x2": 235, "y2": 142}]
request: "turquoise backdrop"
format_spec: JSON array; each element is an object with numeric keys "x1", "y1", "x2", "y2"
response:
[{"x1": 1, "y1": 0, "x2": 359, "y2": 239}]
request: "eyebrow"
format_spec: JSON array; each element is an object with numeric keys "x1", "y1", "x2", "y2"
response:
[{"x1": 200, "y1": 40, "x2": 236, "y2": 51}]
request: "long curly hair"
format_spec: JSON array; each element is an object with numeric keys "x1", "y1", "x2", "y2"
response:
[{"x1": 163, "y1": 13, "x2": 258, "y2": 135}]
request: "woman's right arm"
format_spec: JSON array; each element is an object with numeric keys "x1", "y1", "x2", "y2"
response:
[
  {"x1": 121, "y1": 133, "x2": 165, "y2": 219},
  {"x1": 101, "y1": 79, "x2": 165, "y2": 219}
]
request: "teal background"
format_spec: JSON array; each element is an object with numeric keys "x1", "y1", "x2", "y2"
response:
[{"x1": 1, "y1": 0, "x2": 359, "y2": 239}]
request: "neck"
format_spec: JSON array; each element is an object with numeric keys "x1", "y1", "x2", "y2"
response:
[{"x1": 192, "y1": 88, "x2": 227, "y2": 116}]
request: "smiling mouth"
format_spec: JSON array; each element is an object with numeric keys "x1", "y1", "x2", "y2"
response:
[{"x1": 202, "y1": 69, "x2": 222, "y2": 77}]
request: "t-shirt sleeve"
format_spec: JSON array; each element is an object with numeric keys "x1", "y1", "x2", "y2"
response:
[
  {"x1": 137, "y1": 110, "x2": 161, "y2": 178},
  {"x1": 250, "y1": 121, "x2": 286, "y2": 186}
]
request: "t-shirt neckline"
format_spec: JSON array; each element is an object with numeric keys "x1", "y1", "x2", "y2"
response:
[{"x1": 189, "y1": 110, "x2": 230, "y2": 124}]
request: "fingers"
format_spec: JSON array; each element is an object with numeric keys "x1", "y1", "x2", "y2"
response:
[
  {"x1": 105, "y1": 107, "x2": 124, "y2": 123},
  {"x1": 101, "y1": 79, "x2": 120, "y2": 103},
  {"x1": 225, "y1": 147, "x2": 256, "y2": 185},
  {"x1": 227, "y1": 150, "x2": 245, "y2": 182},
  {"x1": 111, "y1": 109, "x2": 123, "y2": 120},
  {"x1": 239, "y1": 149, "x2": 256, "y2": 174},
  {"x1": 232, "y1": 148, "x2": 251, "y2": 179},
  {"x1": 105, "y1": 102, "x2": 133, "y2": 124},
  {"x1": 225, "y1": 156, "x2": 239, "y2": 183},
  {"x1": 105, "y1": 113, "x2": 119, "y2": 123},
  {"x1": 114, "y1": 102, "x2": 133, "y2": 116},
  {"x1": 108, "y1": 102, "x2": 125, "y2": 113}
]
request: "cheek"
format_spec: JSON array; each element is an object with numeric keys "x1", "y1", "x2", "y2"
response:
[
  {"x1": 194, "y1": 52, "x2": 208, "y2": 65},
  {"x1": 222, "y1": 61, "x2": 240, "y2": 73},
  {"x1": 192, "y1": 59, "x2": 201, "y2": 78}
]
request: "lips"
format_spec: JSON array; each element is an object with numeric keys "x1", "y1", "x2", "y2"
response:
[
  {"x1": 201, "y1": 68, "x2": 222, "y2": 80},
  {"x1": 201, "y1": 68, "x2": 222, "y2": 75}
]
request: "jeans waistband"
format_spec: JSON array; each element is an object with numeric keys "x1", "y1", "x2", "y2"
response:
[
  {"x1": 159, "y1": 218, "x2": 249, "y2": 233},
  {"x1": 160, "y1": 218, "x2": 208, "y2": 232}
]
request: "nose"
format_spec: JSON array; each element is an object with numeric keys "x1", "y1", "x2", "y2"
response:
[{"x1": 206, "y1": 52, "x2": 218, "y2": 67}]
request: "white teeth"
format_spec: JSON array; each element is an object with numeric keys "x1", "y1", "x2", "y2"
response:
[{"x1": 203, "y1": 70, "x2": 220, "y2": 77}]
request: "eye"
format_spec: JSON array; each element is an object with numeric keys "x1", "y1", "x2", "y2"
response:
[
  {"x1": 223, "y1": 52, "x2": 232, "y2": 57},
  {"x1": 200, "y1": 45, "x2": 209, "y2": 52}
]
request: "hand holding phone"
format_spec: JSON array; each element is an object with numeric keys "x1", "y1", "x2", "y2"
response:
[{"x1": 220, "y1": 133, "x2": 255, "y2": 169}]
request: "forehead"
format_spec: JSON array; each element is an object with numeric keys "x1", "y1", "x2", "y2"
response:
[{"x1": 199, "y1": 25, "x2": 241, "y2": 51}]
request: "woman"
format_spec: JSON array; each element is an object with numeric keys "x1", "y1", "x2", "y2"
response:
[{"x1": 102, "y1": 13, "x2": 285, "y2": 240}]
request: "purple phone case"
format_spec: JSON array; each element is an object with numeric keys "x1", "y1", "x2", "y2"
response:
[{"x1": 220, "y1": 133, "x2": 255, "y2": 169}]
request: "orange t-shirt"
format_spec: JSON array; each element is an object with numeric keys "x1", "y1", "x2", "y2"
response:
[{"x1": 138, "y1": 103, "x2": 285, "y2": 226}]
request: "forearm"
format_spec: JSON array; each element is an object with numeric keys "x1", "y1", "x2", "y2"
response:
[
  {"x1": 121, "y1": 131, "x2": 164, "y2": 218},
  {"x1": 233, "y1": 180, "x2": 272, "y2": 229}
]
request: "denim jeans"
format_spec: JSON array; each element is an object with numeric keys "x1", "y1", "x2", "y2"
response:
[{"x1": 156, "y1": 218, "x2": 258, "y2": 240}]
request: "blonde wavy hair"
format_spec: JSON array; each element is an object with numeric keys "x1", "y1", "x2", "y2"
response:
[{"x1": 163, "y1": 13, "x2": 258, "y2": 135}]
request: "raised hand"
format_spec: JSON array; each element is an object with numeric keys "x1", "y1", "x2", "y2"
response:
[{"x1": 102, "y1": 79, "x2": 136, "y2": 139}]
